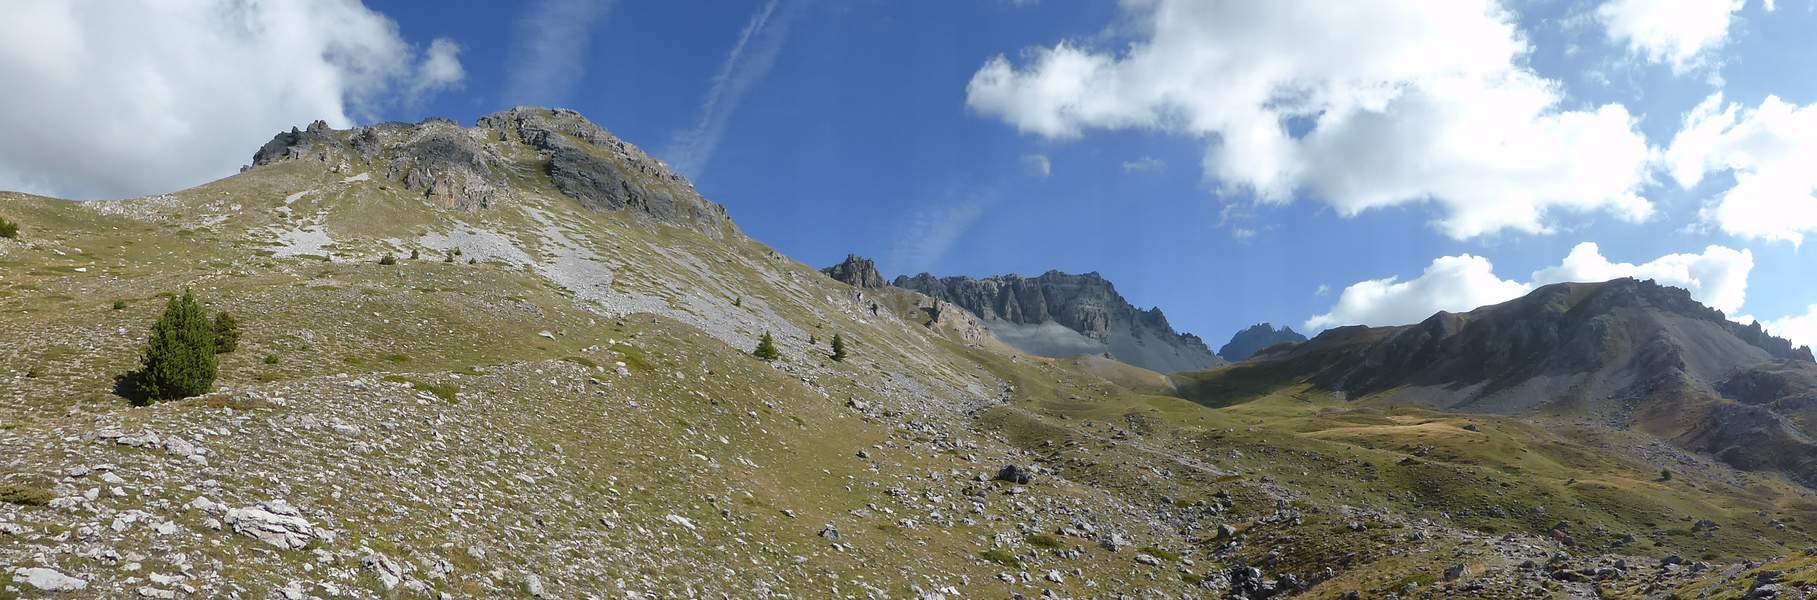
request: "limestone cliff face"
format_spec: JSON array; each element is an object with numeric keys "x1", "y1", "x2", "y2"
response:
[
  {"x1": 893, "y1": 270, "x2": 1222, "y2": 373},
  {"x1": 247, "y1": 107, "x2": 734, "y2": 235}
]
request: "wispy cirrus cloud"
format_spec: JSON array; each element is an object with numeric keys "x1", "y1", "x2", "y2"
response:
[
  {"x1": 664, "y1": 0, "x2": 799, "y2": 179},
  {"x1": 502, "y1": 0, "x2": 613, "y2": 107},
  {"x1": 890, "y1": 192, "x2": 993, "y2": 275}
]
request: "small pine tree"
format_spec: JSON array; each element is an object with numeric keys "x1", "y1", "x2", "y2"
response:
[
  {"x1": 112, "y1": 299, "x2": 127, "y2": 310},
  {"x1": 410, "y1": 248, "x2": 420, "y2": 260},
  {"x1": 444, "y1": 249, "x2": 455, "y2": 263},
  {"x1": 831, "y1": 333, "x2": 847, "y2": 362},
  {"x1": 0, "y1": 217, "x2": 16, "y2": 239},
  {"x1": 379, "y1": 253, "x2": 397, "y2": 265},
  {"x1": 733, "y1": 297, "x2": 743, "y2": 307},
  {"x1": 1661, "y1": 469, "x2": 1673, "y2": 481},
  {"x1": 808, "y1": 335, "x2": 818, "y2": 345},
  {"x1": 753, "y1": 332, "x2": 780, "y2": 361},
  {"x1": 136, "y1": 290, "x2": 218, "y2": 402},
  {"x1": 212, "y1": 312, "x2": 240, "y2": 354},
  {"x1": 452, "y1": 247, "x2": 463, "y2": 256}
]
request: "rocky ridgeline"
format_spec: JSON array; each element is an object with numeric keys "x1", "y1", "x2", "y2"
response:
[
  {"x1": 895, "y1": 270, "x2": 1221, "y2": 373},
  {"x1": 246, "y1": 107, "x2": 734, "y2": 236},
  {"x1": 1217, "y1": 323, "x2": 1307, "y2": 362}
]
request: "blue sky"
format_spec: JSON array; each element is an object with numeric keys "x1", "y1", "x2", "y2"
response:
[{"x1": 6, "y1": 0, "x2": 1817, "y2": 348}]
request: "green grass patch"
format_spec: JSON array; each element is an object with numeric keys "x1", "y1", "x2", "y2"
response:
[
  {"x1": 0, "y1": 483, "x2": 53, "y2": 506},
  {"x1": 1025, "y1": 533, "x2": 1065, "y2": 549},
  {"x1": 979, "y1": 549, "x2": 1020, "y2": 567},
  {"x1": 609, "y1": 343, "x2": 652, "y2": 371},
  {"x1": 1139, "y1": 546, "x2": 1182, "y2": 562}
]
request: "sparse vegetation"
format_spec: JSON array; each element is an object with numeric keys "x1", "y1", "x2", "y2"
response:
[
  {"x1": 753, "y1": 331, "x2": 779, "y2": 361},
  {"x1": 979, "y1": 548, "x2": 1020, "y2": 567},
  {"x1": 0, "y1": 216, "x2": 17, "y2": 239},
  {"x1": 0, "y1": 482, "x2": 53, "y2": 506},
  {"x1": 444, "y1": 249, "x2": 455, "y2": 263},
  {"x1": 733, "y1": 296, "x2": 742, "y2": 307},
  {"x1": 1662, "y1": 468, "x2": 1673, "y2": 481},
  {"x1": 212, "y1": 312, "x2": 240, "y2": 353},
  {"x1": 112, "y1": 299, "x2": 127, "y2": 310},
  {"x1": 831, "y1": 333, "x2": 847, "y2": 362},
  {"x1": 379, "y1": 253, "x2": 397, "y2": 265},
  {"x1": 24, "y1": 366, "x2": 42, "y2": 378},
  {"x1": 133, "y1": 289, "x2": 218, "y2": 403},
  {"x1": 262, "y1": 354, "x2": 280, "y2": 365},
  {"x1": 409, "y1": 247, "x2": 420, "y2": 260}
]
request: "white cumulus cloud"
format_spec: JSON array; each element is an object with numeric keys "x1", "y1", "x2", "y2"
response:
[
  {"x1": 1666, "y1": 93, "x2": 1817, "y2": 245},
  {"x1": 964, "y1": 0, "x2": 1655, "y2": 239},
  {"x1": 1306, "y1": 242, "x2": 1754, "y2": 330},
  {"x1": 0, "y1": 0, "x2": 464, "y2": 200},
  {"x1": 1596, "y1": 0, "x2": 1745, "y2": 74},
  {"x1": 1759, "y1": 305, "x2": 1817, "y2": 349}
]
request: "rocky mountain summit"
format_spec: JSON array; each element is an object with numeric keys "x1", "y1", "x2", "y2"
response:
[
  {"x1": 894, "y1": 270, "x2": 1222, "y2": 373},
  {"x1": 819, "y1": 254, "x2": 886, "y2": 288},
  {"x1": 248, "y1": 107, "x2": 733, "y2": 235},
  {"x1": 1217, "y1": 322, "x2": 1307, "y2": 362}
]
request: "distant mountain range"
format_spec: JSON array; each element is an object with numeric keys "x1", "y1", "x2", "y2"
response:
[
  {"x1": 1217, "y1": 322, "x2": 1306, "y2": 362},
  {"x1": 893, "y1": 271, "x2": 1224, "y2": 373}
]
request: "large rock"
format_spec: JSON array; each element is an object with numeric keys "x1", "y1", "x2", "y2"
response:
[
  {"x1": 225, "y1": 501, "x2": 324, "y2": 550},
  {"x1": 13, "y1": 567, "x2": 88, "y2": 592},
  {"x1": 895, "y1": 270, "x2": 1222, "y2": 373},
  {"x1": 822, "y1": 254, "x2": 886, "y2": 288}
]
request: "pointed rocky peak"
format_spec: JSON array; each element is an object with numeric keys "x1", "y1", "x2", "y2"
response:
[
  {"x1": 1218, "y1": 322, "x2": 1308, "y2": 362},
  {"x1": 822, "y1": 254, "x2": 886, "y2": 288}
]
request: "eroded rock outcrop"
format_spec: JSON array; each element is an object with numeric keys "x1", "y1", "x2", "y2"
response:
[{"x1": 822, "y1": 254, "x2": 886, "y2": 288}]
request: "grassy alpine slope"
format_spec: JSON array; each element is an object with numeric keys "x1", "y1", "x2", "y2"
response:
[{"x1": 0, "y1": 108, "x2": 1810, "y2": 598}]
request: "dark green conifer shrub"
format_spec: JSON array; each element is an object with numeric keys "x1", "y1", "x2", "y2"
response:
[
  {"x1": 753, "y1": 332, "x2": 780, "y2": 361},
  {"x1": 831, "y1": 333, "x2": 847, "y2": 362},
  {"x1": 0, "y1": 217, "x2": 16, "y2": 239},
  {"x1": 379, "y1": 253, "x2": 397, "y2": 265},
  {"x1": 135, "y1": 290, "x2": 218, "y2": 403},
  {"x1": 212, "y1": 312, "x2": 240, "y2": 353}
]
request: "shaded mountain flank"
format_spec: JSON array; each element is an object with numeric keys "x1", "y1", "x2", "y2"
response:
[
  {"x1": 1217, "y1": 322, "x2": 1307, "y2": 362},
  {"x1": 894, "y1": 270, "x2": 1223, "y2": 373},
  {"x1": 1179, "y1": 278, "x2": 1817, "y2": 486}
]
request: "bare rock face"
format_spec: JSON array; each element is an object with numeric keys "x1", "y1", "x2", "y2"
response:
[
  {"x1": 894, "y1": 270, "x2": 1221, "y2": 373},
  {"x1": 822, "y1": 254, "x2": 886, "y2": 288},
  {"x1": 1218, "y1": 323, "x2": 1307, "y2": 362}
]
